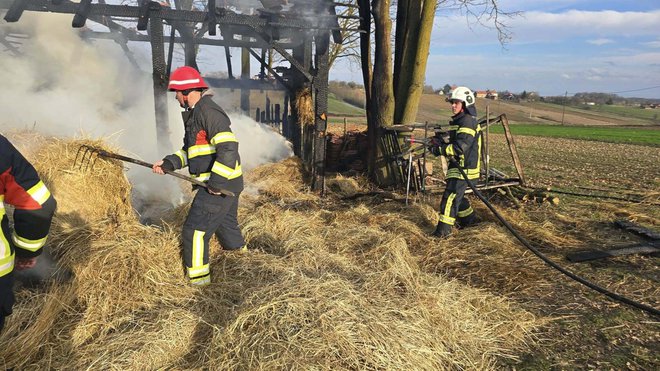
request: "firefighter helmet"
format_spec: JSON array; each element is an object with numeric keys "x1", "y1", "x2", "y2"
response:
[
  {"x1": 168, "y1": 66, "x2": 208, "y2": 91},
  {"x1": 447, "y1": 86, "x2": 475, "y2": 106}
]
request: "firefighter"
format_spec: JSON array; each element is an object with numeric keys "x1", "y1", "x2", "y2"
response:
[
  {"x1": 0, "y1": 134, "x2": 57, "y2": 331},
  {"x1": 430, "y1": 86, "x2": 481, "y2": 238},
  {"x1": 152, "y1": 66, "x2": 245, "y2": 286}
]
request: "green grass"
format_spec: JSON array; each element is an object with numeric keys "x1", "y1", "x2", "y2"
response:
[
  {"x1": 327, "y1": 93, "x2": 365, "y2": 116},
  {"x1": 582, "y1": 104, "x2": 660, "y2": 121},
  {"x1": 539, "y1": 102, "x2": 660, "y2": 122},
  {"x1": 487, "y1": 123, "x2": 660, "y2": 146}
]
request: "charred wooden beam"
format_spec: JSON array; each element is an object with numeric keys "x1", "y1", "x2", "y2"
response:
[
  {"x1": 207, "y1": 0, "x2": 217, "y2": 36},
  {"x1": 76, "y1": 28, "x2": 297, "y2": 49},
  {"x1": 249, "y1": 28, "x2": 313, "y2": 82},
  {"x1": 149, "y1": 15, "x2": 172, "y2": 152},
  {"x1": 224, "y1": 46, "x2": 234, "y2": 79},
  {"x1": 247, "y1": 48, "x2": 293, "y2": 92},
  {"x1": 312, "y1": 31, "x2": 331, "y2": 192},
  {"x1": 0, "y1": 0, "x2": 340, "y2": 31},
  {"x1": 614, "y1": 220, "x2": 660, "y2": 241},
  {"x1": 204, "y1": 77, "x2": 284, "y2": 91},
  {"x1": 3, "y1": 0, "x2": 26, "y2": 22},
  {"x1": 71, "y1": 0, "x2": 92, "y2": 28},
  {"x1": 259, "y1": 48, "x2": 267, "y2": 79},
  {"x1": 240, "y1": 39, "x2": 250, "y2": 113},
  {"x1": 566, "y1": 244, "x2": 659, "y2": 263},
  {"x1": 138, "y1": 1, "x2": 160, "y2": 31}
]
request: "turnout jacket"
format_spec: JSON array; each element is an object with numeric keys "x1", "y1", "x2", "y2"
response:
[
  {"x1": 0, "y1": 134, "x2": 55, "y2": 278},
  {"x1": 164, "y1": 92, "x2": 244, "y2": 194},
  {"x1": 434, "y1": 108, "x2": 482, "y2": 180}
]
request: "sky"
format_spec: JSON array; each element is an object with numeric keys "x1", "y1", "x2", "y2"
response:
[{"x1": 332, "y1": 0, "x2": 660, "y2": 99}]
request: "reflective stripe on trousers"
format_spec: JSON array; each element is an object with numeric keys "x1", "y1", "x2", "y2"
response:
[{"x1": 181, "y1": 190, "x2": 245, "y2": 284}]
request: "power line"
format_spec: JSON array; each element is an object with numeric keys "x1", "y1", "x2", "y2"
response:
[
  {"x1": 608, "y1": 85, "x2": 660, "y2": 94},
  {"x1": 558, "y1": 85, "x2": 660, "y2": 97}
]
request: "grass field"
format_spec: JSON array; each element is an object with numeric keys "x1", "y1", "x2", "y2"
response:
[
  {"x1": 326, "y1": 92, "x2": 660, "y2": 137},
  {"x1": 328, "y1": 93, "x2": 365, "y2": 116},
  {"x1": 487, "y1": 123, "x2": 660, "y2": 146},
  {"x1": 574, "y1": 103, "x2": 660, "y2": 121}
]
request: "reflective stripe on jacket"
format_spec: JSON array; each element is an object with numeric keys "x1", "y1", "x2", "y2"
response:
[
  {"x1": 0, "y1": 135, "x2": 55, "y2": 277},
  {"x1": 437, "y1": 111, "x2": 482, "y2": 180},
  {"x1": 164, "y1": 93, "x2": 244, "y2": 194}
]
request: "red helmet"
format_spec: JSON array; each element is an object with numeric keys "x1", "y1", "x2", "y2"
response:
[{"x1": 168, "y1": 66, "x2": 208, "y2": 91}]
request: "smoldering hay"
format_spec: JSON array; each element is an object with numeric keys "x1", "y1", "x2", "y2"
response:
[{"x1": 0, "y1": 135, "x2": 540, "y2": 370}]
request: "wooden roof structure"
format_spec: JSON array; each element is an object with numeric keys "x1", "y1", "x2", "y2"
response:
[{"x1": 1, "y1": 0, "x2": 359, "y2": 190}]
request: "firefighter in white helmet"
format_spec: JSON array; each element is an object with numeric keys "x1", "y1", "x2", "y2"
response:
[
  {"x1": 152, "y1": 66, "x2": 246, "y2": 286},
  {"x1": 429, "y1": 86, "x2": 481, "y2": 238}
]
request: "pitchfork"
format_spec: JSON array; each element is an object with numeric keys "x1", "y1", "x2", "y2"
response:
[{"x1": 74, "y1": 145, "x2": 235, "y2": 197}]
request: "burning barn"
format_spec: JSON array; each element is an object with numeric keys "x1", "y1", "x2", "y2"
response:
[{"x1": 1, "y1": 0, "x2": 355, "y2": 190}]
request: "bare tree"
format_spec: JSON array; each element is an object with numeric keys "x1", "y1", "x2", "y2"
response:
[
  {"x1": 393, "y1": 0, "x2": 436, "y2": 125},
  {"x1": 328, "y1": 1, "x2": 362, "y2": 69},
  {"x1": 358, "y1": 0, "x2": 517, "y2": 185}
]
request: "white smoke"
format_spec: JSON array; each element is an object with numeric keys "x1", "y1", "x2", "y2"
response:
[
  {"x1": 0, "y1": 13, "x2": 293, "y2": 205},
  {"x1": 0, "y1": 13, "x2": 174, "y2": 156},
  {"x1": 1, "y1": 9, "x2": 295, "y2": 284},
  {"x1": 228, "y1": 112, "x2": 293, "y2": 171}
]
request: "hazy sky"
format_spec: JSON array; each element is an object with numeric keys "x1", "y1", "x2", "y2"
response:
[{"x1": 333, "y1": 0, "x2": 660, "y2": 98}]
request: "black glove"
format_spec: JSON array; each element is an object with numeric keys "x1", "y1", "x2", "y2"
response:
[
  {"x1": 207, "y1": 184, "x2": 226, "y2": 196},
  {"x1": 160, "y1": 159, "x2": 174, "y2": 172},
  {"x1": 429, "y1": 137, "x2": 442, "y2": 156},
  {"x1": 440, "y1": 132, "x2": 450, "y2": 144}
]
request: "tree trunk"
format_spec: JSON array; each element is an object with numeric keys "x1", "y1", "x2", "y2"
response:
[
  {"x1": 393, "y1": 0, "x2": 410, "y2": 97},
  {"x1": 394, "y1": 0, "x2": 420, "y2": 106},
  {"x1": 370, "y1": 0, "x2": 395, "y2": 185},
  {"x1": 394, "y1": 0, "x2": 436, "y2": 125},
  {"x1": 357, "y1": 0, "x2": 373, "y2": 172}
]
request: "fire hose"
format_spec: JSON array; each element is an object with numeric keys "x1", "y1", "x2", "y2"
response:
[{"x1": 445, "y1": 154, "x2": 659, "y2": 317}]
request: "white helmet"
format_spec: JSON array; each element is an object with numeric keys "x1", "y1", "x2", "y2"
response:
[{"x1": 447, "y1": 86, "x2": 475, "y2": 107}]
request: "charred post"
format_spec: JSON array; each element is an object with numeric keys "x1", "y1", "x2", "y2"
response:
[
  {"x1": 149, "y1": 15, "x2": 172, "y2": 152},
  {"x1": 71, "y1": 0, "x2": 92, "y2": 28}
]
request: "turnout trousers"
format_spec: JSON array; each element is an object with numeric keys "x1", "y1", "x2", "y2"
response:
[
  {"x1": 437, "y1": 178, "x2": 476, "y2": 231},
  {"x1": 1, "y1": 195, "x2": 56, "y2": 331},
  {"x1": 182, "y1": 190, "x2": 245, "y2": 286}
]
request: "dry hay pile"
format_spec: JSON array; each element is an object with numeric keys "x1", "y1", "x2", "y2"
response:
[
  {"x1": 294, "y1": 88, "x2": 314, "y2": 126},
  {"x1": 0, "y1": 136, "x2": 539, "y2": 370}
]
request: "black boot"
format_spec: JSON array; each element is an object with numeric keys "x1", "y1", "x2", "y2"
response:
[
  {"x1": 457, "y1": 213, "x2": 480, "y2": 230},
  {"x1": 431, "y1": 222, "x2": 453, "y2": 238}
]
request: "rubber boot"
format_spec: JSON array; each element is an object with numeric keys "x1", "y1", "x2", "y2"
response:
[
  {"x1": 457, "y1": 213, "x2": 479, "y2": 230},
  {"x1": 431, "y1": 222, "x2": 453, "y2": 239}
]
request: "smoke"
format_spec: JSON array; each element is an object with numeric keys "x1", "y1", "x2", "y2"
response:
[
  {"x1": 0, "y1": 13, "x2": 293, "y2": 202},
  {"x1": 0, "y1": 13, "x2": 170, "y2": 155},
  {"x1": 227, "y1": 112, "x2": 293, "y2": 171},
  {"x1": 0, "y1": 9, "x2": 295, "y2": 284}
]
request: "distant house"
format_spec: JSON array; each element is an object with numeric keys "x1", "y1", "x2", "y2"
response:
[
  {"x1": 586, "y1": 102, "x2": 596, "y2": 106},
  {"x1": 486, "y1": 90, "x2": 499, "y2": 100},
  {"x1": 502, "y1": 92, "x2": 515, "y2": 100},
  {"x1": 475, "y1": 90, "x2": 488, "y2": 98}
]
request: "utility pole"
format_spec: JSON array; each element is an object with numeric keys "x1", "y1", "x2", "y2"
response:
[{"x1": 560, "y1": 90, "x2": 567, "y2": 125}]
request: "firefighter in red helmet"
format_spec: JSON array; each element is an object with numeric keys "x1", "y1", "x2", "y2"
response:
[
  {"x1": 152, "y1": 66, "x2": 245, "y2": 286},
  {"x1": 0, "y1": 134, "x2": 57, "y2": 331}
]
